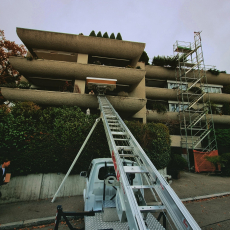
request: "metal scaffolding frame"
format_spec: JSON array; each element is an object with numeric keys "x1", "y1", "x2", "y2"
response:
[{"x1": 173, "y1": 32, "x2": 218, "y2": 169}]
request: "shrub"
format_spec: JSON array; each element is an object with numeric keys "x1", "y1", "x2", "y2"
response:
[
  {"x1": 221, "y1": 153, "x2": 230, "y2": 176},
  {"x1": 116, "y1": 33, "x2": 122, "y2": 40},
  {"x1": 125, "y1": 121, "x2": 171, "y2": 169},
  {"x1": 18, "y1": 81, "x2": 31, "y2": 89},
  {"x1": 208, "y1": 68, "x2": 220, "y2": 76},
  {"x1": 168, "y1": 154, "x2": 187, "y2": 171},
  {"x1": 89, "y1": 30, "x2": 96, "y2": 37},
  {"x1": 139, "y1": 51, "x2": 149, "y2": 65},
  {"x1": 96, "y1": 31, "x2": 102, "y2": 37},
  {"x1": 152, "y1": 102, "x2": 167, "y2": 114},
  {"x1": 222, "y1": 85, "x2": 230, "y2": 94},
  {"x1": 110, "y1": 33, "x2": 115, "y2": 39},
  {"x1": 103, "y1": 32, "x2": 109, "y2": 38}
]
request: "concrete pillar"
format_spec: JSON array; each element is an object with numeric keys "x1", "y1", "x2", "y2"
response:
[
  {"x1": 129, "y1": 77, "x2": 146, "y2": 99},
  {"x1": 77, "y1": 53, "x2": 88, "y2": 64},
  {"x1": 132, "y1": 105, "x2": 147, "y2": 124},
  {"x1": 74, "y1": 80, "x2": 85, "y2": 94}
]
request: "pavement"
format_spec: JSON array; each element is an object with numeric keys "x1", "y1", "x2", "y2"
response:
[{"x1": 0, "y1": 171, "x2": 230, "y2": 229}]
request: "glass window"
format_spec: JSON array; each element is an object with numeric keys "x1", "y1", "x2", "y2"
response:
[{"x1": 98, "y1": 166, "x2": 116, "y2": 180}]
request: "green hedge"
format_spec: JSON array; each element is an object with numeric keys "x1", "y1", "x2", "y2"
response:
[{"x1": 0, "y1": 102, "x2": 171, "y2": 176}]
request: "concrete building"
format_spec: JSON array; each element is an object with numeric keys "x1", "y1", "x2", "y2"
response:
[{"x1": 2, "y1": 28, "x2": 230, "y2": 150}]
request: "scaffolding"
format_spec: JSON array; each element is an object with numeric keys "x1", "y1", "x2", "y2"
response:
[{"x1": 173, "y1": 32, "x2": 217, "y2": 169}]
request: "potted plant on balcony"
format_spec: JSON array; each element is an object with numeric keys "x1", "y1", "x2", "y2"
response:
[{"x1": 168, "y1": 154, "x2": 188, "y2": 179}]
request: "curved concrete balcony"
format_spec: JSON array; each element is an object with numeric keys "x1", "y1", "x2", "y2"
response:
[
  {"x1": 9, "y1": 57, "x2": 145, "y2": 85},
  {"x1": 17, "y1": 28, "x2": 145, "y2": 61},
  {"x1": 146, "y1": 110, "x2": 230, "y2": 125},
  {"x1": 1, "y1": 88, "x2": 146, "y2": 113},
  {"x1": 145, "y1": 65, "x2": 230, "y2": 86},
  {"x1": 146, "y1": 87, "x2": 230, "y2": 104}
]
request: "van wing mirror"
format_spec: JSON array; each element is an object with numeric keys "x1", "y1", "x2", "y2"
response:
[{"x1": 80, "y1": 171, "x2": 87, "y2": 177}]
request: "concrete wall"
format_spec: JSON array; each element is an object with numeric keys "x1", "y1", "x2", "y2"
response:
[
  {"x1": 0, "y1": 173, "x2": 86, "y2": 204},
  {"x1": 9, "y1": 57, "x2": 145, "y2": 85},
  {"x1": 146, "y1": 65, "x2": 230, "y2": 86},
  {"x1": 1, "y1": 88, "x2": 146, "y2": 113},
  {"x1": 146, "y1": 87, "x2": 230, "y2": 104}
]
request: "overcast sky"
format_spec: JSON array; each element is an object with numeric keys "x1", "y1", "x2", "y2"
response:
[{"x1": 1, "y1": 0, "x2": 230, "y2": 73}]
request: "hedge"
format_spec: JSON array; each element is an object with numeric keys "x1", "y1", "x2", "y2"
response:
[{"x1": 0, "y1": 102, "x2": 171, "y2": 177}]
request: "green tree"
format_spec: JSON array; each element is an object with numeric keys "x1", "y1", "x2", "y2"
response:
[
  {"x1": 116, "y1": 33, "x2": 122, "y2": 40},
  {"x1": 89, "y1": 30, "x2": 96, "y2": 37},
  {"x1": 139, "y1": 51, "x2": 149, "y2": 65},
  {"x1": 96, "y1": 31, "x2": 102, "y2": 37},
  {"x1": 103, "y1": 32, "x2": 109, "y2": 38},
  {"x1": 110, "y1": 33, "x2": 115, "y2": 39}
]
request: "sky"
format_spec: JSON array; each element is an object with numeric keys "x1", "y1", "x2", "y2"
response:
[{"x1": 1, "y1": 0, "x2": 230, "y2": 73}]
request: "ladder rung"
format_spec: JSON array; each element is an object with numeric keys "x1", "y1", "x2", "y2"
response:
[
  {"x1": 124, "y1": 166, "x2": 148, "y2": 173},
  {"x1": 139, "y1": 205, "x2": 165, "y2": 213},
  {"x1": 130, "y1": 185, "x2": 154, "y2": 189},
  {"x1": 111, "y1": 132, "x2": 127, "y2": 135},
  {"x1": 114, "y1": 138, "x2": 129, "y2": 141},
  {"x1": 119, "y1": 154, "x2": 138, "y2": 158},
  {"x1": 116, "y1": 146, "x2": 133, "y2": 151}
]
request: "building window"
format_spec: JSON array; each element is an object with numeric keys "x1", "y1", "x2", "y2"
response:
[
  {"x1": 168, "y1": 82, "x2": 187, "y2": 90},
  {"x1": 202, "y1": 85, "x2": 222, "y2": 93},
  {"x1": 168, "y1": 101, "x2": 189, "y2": 112}
]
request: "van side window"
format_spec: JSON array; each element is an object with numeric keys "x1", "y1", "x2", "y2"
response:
[
  {"x1": 87, "y1": 163, "x2": 93, "y2": 178},
  {"x1": 98, "y1": 166, "x2": 116, "y2": 180}
]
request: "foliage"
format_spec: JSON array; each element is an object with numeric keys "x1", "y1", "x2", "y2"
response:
[
  {"x1": 118, "y1": 91, "x2": 129, "y2": 97},
  {"x1": 125, "y1": 121, "x2": 171, "y2": 169},
  {"x1": 125, "y1": 65, "x2": 134, "y2": 68},
  {"x1": 152, "y1": 54, "x2": 187, "y2": 69},
  {"x1": 205, "y1": 154, "x2": 230, "y2": 175},
  {"x1": 222, "y1": 103, "x2": 230, "y2": 115},
  {"x1": 116, "y1": 33, "x2": 122, "y2": 40},
  {"x1": 110, "y1": 33, "x2": 115, "y2": 39},
  {"x1": 0, "y1": 103, "x2": 171, "y2": 176},
  {"x1": 89, "y1": 30, "x2": 96, "y2": 37},
  {"x1": 138, "y1": 51, "x2": 149, "y2": 65},
  {"x1": 0, "y1": 30, "x2": 27, "y2": 85},
  {"x1": 96, "y1": 31, "x2": 102, "y2": 37},
  {"x1": 222, "y1": 85, "x2": 230, "y2": 94},
  {"x1": 168, "y1": 154, "x2": 187, "y2": 171},
  {"x1": 103, "y1": 32, "x2": 109, "y2": 38},
  {"x1": 152, "y1": 102, "x2": 167, "y2": 114},
  {"x1": 205, "y1": 155, "x2": 221, "y2": 167},
  {"x1": 208, "y1": 68, "x2": 222, "y2": 76},
  {"x1": 18, "y1": 81, "x2": 31, "y2": 89},
  {"x1": 221, "y1": 153, "x2": 230, "y2": 176},
  {"x1": 215, "y1": 129, "x2": 230, "y2": 147}
]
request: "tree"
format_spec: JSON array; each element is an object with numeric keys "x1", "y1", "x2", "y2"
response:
[
  {"x1": 0, "y1": 30, "x2": 27, "y2": 85},
  {"x1": 89, "y1": 30, "x2": 96, "y2": 37},
  {"x1": 139, "y1": 51, "x2": 149, "y2": 65},
  {"x1": 110, "y1": 33, "x2": 115, "y2": 39},
  {"x1": 96, "y1": 31, "x2": 102, "y2": 37},
  {"x1": 103, "y1": 32, "x2": 109, "y2": 38},
  {"x1": 116, "y1": 33, "x2": 122, "y2": 40}
]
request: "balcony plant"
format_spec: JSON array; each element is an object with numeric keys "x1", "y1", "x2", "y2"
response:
[
  {"x1": 168, "y1": 154, "x2": 188, "y2": 179},
  {"x1": 152, "y1": 102, "x2": 167, "y2": 114}
]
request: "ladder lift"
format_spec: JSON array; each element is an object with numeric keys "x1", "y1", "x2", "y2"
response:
[{"x1": 52, "y1": 77, "x2": 201, "y2": 230}]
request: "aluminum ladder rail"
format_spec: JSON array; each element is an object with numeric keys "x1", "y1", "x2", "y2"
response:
[{"x1": 98, "y1": 95, "x2": 201, "y2": 230}]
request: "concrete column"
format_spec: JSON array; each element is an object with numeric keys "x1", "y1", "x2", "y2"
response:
[
  {"x1": 77, "y1": 53, "x2": 88, "y2": 64},
  {"x1": 132, "y1": 105, "x2": 147, "y2": 124},
  {"x1": 129, "y1": 77, "x2": 146, "y2": 99},
  {"x1": 74, "y1": 80, "x2": 85, "y2": 94}
]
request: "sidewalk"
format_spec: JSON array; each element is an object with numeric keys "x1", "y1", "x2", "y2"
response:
[{"x1": 0, "y1": 171, "x2": 230, "y2": 229}]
